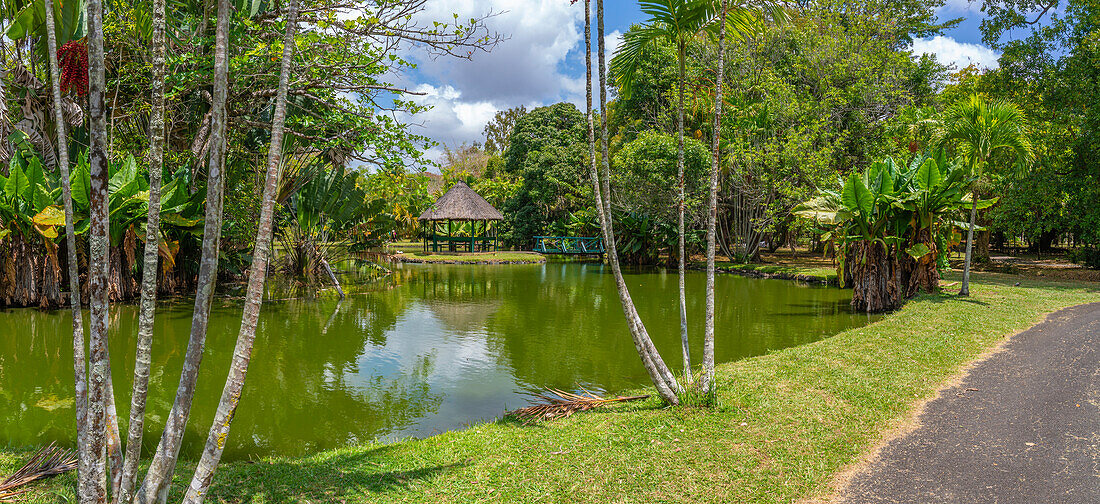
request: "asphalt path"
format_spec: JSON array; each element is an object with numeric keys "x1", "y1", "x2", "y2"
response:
[{"x1": 838, "y1": 302, "x2": 1100, "y2": 504}]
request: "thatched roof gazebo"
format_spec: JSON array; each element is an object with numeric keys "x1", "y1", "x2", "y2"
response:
[{"x1": 418, "y1": 182, "x2": 504, "y2": 252}]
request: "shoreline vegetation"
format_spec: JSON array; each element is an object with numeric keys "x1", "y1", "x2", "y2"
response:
[
  {"x1": 6, "y1": 267, "x2": 1098, "y2": 503},
  {"x1": 391, "y1": 250, "x2": 547, "y2": 264}
]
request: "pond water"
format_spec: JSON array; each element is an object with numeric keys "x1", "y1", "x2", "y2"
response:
[{"x1": 0, "y1": 262, "x2": 876, "y2": 460}]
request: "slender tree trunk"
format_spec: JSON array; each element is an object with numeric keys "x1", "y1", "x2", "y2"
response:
[
  {"x1": 676, "y1": 43, "x2": 689, "y2": 379},
  {"x1": 595, "y1": 0, "x2": 680, "y2": 403},
  {"x1": 42, "y1": 0, "x2": 91, "y2": 501},
  {"x1": 183, "y1": 4, "x2": 298, "y2": 501},
  {"x1": 137, "y1": 0, "x2": 231, "y2": 501},
  {"x1": 960, "y1": 196, "x2": 977, "y2": 297},
  {"x1": 118, "y1": 0, "x2": 168, "y2": 499},
  {"x1": 702, "y1": 1, "x2": 726, "y2": 393},
  {"x1": 86, "y1": 0, "x2": 112, "y2": 501},
  {"x1": 320, "y1": 256, "x2": 344, "y2": 299},
  {"x1": 104, "y1": 374, "x2": 123, "y2": 496}
]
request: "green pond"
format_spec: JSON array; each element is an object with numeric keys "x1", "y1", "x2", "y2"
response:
[{"x1": 0, "y1": 262, "x2": 877, "y2": 460}]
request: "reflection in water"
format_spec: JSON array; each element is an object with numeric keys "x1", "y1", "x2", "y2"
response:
[{"x1": 0, "y1": 262, "x2": 876, "y2": 460}]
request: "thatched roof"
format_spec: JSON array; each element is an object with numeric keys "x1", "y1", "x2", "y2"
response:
[{"x1": 418, "y1": 182, "x2": 504, "y2": 221}]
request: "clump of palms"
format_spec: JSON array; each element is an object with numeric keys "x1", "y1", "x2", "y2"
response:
[
  {"x1": 608, "y1": 0, "x2": 784, "y2": 393},
  {"x1": 940, "y1": 94, "x2": 1032, "y2": 296}
]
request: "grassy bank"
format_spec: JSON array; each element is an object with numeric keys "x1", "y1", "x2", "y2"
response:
[
  {"x1": 6, "y1": 270, "x2": 1098, "y2": 503},
  {"x1": 384, "y1": 240, "x2": 546, "y2": 264},
  {"x1": 712, "y1": 261, "x2": 837, "y2": 284},
  {"x1": 393, "y1": 250, "x2": 546, "y2": 264}
]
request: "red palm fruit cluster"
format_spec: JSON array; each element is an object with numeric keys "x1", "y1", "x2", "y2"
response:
[{"x1": 58, "y1": 40, "x2": 89, "y2": 96}]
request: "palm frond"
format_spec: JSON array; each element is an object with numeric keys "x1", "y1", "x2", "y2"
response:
[
  {"x1": 506, "y1": 388, "x2": 650, "y2": 424},
  {"x1": 0, "y1": 443, "x2": 78, "y2": 501},
  {"x1": 941, "y1": 94, "x2": 1033, "y2": 176}
]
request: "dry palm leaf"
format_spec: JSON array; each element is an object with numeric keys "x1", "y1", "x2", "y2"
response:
[
  {"x1": 507, "y1": 387, "x2": 649, "y2": 425},
  {"x1": 0, "y1": 443, "x2": 77, "y2": 502}
]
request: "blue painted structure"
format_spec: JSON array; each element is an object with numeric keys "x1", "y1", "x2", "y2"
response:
[{"x1": 533, "y1": 236, "x2": 605, "y2": 255}]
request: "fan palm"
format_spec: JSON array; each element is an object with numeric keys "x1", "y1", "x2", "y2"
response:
[{"x1": 941, "y1": 94, "x2": 1032, "y2": 296}]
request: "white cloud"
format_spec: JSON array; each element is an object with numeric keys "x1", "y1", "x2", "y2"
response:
[
  {"x1": 911, "y1": 36, "x2": 1000, "y2": 70},
  {"x1": 405, "y1": 84, "x2": 499, "y2": 161},
  {"x1": 394, "y1": 0, "x2": 596, "y2": 161}
]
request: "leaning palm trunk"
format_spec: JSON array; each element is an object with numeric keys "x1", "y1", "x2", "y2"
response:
[
  {"x1": 85, "y1": 0, "x2": 112, "y2": 501},
  {"x1": 136, "y1": 0, "x2": 231, "y2": 502},
  {"x1": 117, "y1": 0, "x2": 168, "y2": 500},
  {"x1": 960, "y1": 197, "x2": 977, "y2": 296},
  {"x1": 41, "y1": 0, "x2": 91, "y2": 500},
  {"x1": 182, "y1": 4, "x2": 298, "y2": 502},
  {"x1": 675, "y1": 42, "x2": 689, "y2": 379},
  {"x1": 701, "y1": 0, "x2": 727, "y2": 393},
  {"x1": 594, "y1": 0, "x2": 680, "y2": 404}
]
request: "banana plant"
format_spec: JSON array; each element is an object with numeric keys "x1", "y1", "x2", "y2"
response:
[
  {"x1": 0, "y1": 154, "x2": 66, "y2": 244},
  {"x1": 796, "y1": 152, "x2": 997, "y2": 309},
  {"x1": 67, "y1": 152, "x2": 205, "y2": 270},
  {"x1": 890, "y1": 150, "x2": 991, "y2": 266}
]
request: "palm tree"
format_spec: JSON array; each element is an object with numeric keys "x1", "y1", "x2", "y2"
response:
[
  {"x1": 941, "y1": 94, "x2": 1032, "y2": 296},
  {"x1": 612, "y1": 0, "x2": 783, "y2": 385},
  {"x1": 183, "y1": 2, "x2": 298, "y2": 501},
  {"x1": 119, "y1": 0, "x2": 168, "y2": 500},
  {"x1": 40, "y1": 0, "x2": 91, "y2": 500},
  {"x1": 701, "y1": 0, "x2": 727, "y2": 393},
  {"x1": 137, "y1": 0, "x2": 232, "y2": 501},
  {"x1": 86, "y1": 0, "x2": 112, "y2": 501},
  {"x1": 611, "y1": 0, "x2": 716, "y2": 379},
  {"x1": 594, "y1": 0, "x2": 682, "y2": 403}
]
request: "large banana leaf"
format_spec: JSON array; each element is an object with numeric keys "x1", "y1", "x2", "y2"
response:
[{"x1": 841, "y1": 172, "x2": 874, "y2": 217}]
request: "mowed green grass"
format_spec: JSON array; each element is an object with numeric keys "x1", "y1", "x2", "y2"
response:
[
  {"x1": 713, "y1": 261, "x2": 838, "y2": 284},
  {"x1": 394, "y1": 250, "x2": 546, "y2": 264},
  {"x1": 385, "y1": 240, "x2": 545, "y2": 264},
  {"x1": 6, "y1": 270, "x2": 1098, "y2": 503}
]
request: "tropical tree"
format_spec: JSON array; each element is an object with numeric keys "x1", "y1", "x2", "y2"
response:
[
  {"x1": 702, "y1": 0, "x2": 728, "y2": 393},
  {"x1": 119, "y1": 0, "x2": 166, "y2": 498},
  {"x1": 795, "y1": 152, "x2": 981, "y2": 312},
  {"x1": 611, "y1": 0, "x2": 783, "y2": 388},
  {"x1": 940, "y1": 94, "x2": 1032, "y2": 296},
  {"x1": 38, "y1": 0, "x2": 91, "y2": 497},
  {"x1": 136, "y1": 0, "x2": 232, "y2": 499},
  {"x1": 611, "y1": 0, "x2": 717, "y2": 377},
  {"x1": 184, "y1": 2, "x2": 299, "y2": 501},
  {"x1": 591, "y1": 0, "x2": 683, "y2": 404}
]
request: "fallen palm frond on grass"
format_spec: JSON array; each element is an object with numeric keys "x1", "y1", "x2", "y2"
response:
[
  {"x1": 0, "y1": 443, "x2": 77, "y2": 502},
  {"x1": 507, "y1": 388, "x2": 650, "y2": 424}
]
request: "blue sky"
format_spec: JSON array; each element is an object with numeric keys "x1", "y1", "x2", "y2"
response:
[{"x1": 400, "y1": 0, "x2": 1004, "y2": 162}]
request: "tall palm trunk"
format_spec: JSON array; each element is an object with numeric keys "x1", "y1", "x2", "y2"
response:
[
  {"x1": 86, "y1": 0, "x2": 112, "y2": 501},
  {"x1": 137, "y1": 0, "x2": 231, "y2": 502},
  {"x1": 183, "y1": 3, "x2": 298, "y2": 500},
  {"x1": 595, "y1": 0, "x2": 680, "y2": 404},
  {"x1": 118, "y1": 0, "x2": 168, "y2": 499},
  {"x1": 702, "y1": 0, "x2": 727, "y2": 393},
  {"x1": 676, "y1": 42, "x2": 689, "y2": 378},
  {"x1": 960, "y1": 196, "x2": 977, "y2": 296},
  {"x1": 42, "y1": 0, "x2": 91, "y2": 501}
]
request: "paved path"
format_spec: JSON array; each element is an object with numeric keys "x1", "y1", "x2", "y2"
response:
[{"x1": 838, "y1": 302, "x2": 1100, "y2": 504}]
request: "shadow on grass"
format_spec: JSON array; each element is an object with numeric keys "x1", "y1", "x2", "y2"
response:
[{"x1": 203, "y1": 445, "x2": 468, "y2": 503}]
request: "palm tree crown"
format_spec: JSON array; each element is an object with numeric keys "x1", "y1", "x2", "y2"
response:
[{"x1": 942, "y1": 94, "x2": 1034, "y2": 176}]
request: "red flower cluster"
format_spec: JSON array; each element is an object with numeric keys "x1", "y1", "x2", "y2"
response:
[{"x1": 58, "y1": 40, "x2": 88, "y2": 96}]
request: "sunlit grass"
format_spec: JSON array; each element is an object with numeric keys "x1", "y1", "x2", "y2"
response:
[
  {"x1": 394, "y1": 250, "x2": 546, "y2": 264},
  {"x1": 712, "y1": 261, "x2": 838, "y2": 284},
  {"x1": 6, "y1": 270, "x2": 1098, "y2": 503}
]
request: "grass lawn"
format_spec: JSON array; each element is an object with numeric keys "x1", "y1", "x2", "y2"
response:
[
  {"x1": 393, "y1": 250, "x2": 546, "y2": 264},
  {"x1": 712, "y1": 261, "x2": 838, "y2": 284},
  {"x1": 384, "y1": 240, "x2": 546, "y2": 264},
  {"x1": 5, "y1": 270, "x2": 1098, "y2": 503}
]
